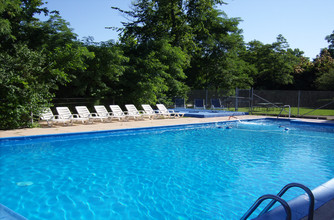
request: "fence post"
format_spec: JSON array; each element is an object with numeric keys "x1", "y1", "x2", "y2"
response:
[
  {"x1": 235, "y1": 87, "x2": 239, "y2": 111},
  {"x1": 205, "y1": 89, "x2": 208, "y2": 108},
  {"x1": 250, "y1": 88, "x2": 254, "y2": 114},
  {"x1": 297, "y1": 90, "x2": 301, "y2": 116}
]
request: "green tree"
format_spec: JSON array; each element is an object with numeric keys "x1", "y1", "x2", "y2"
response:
[
  {"x1": 0, "y1": 44, "x2": 51, "y2": 129},
  {"x1": 57, "y1": 39, "x2": 129, "y2": 99},
  {"x1": 113, "y1": 1, "x2": 192, "y2": 104},
  {"x1": 325, "y1": 30, "x2": 334, "y2": 57},
  {"x1": 118, "y1": 38, "x2": 189, "y2": 105},
  {"x1": 243, "y1": 35, "x2": 303, "y2": 89},
  {"x1": 313, "y1": 49, "x2": 334, "y2": 90},
  {"x1": 0, "y1": 0, "x2": 93, "y2": 129},
  {"x1": 114, "y1": 0, "x2": 252, "y2": 97}
]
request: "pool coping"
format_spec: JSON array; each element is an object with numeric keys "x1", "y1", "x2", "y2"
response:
[{"x1": 1, "y1": 117, "x2": 333, "y2": 142}]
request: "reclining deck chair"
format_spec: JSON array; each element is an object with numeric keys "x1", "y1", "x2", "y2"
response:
[
  {"x1": 75, "y1": 106, "x2": 110, "y2": 122},
  {"x1": 141, "y1": 104, "x2": 161, "y2": 119},
  {"x1": 94, "y1": 105, "x2": 113, "y2": 121},
  {"x1": 56, "y1": 107, "x2": 90, "y2": 124},
  {"x1": 194, "y1": 99, "x2": 206, "y2": 109},
  {"x1": 125, "y1": 104, "x2": 148, "y2": 120},
  {"x1": 156, "y1": 104, "x2": 184, "y2": 118},
  {"x1": 40, "y1": 108, "x2": 72, "y2": 126},
  {"x1": 109, "y1": 105, "x2": 128, "y2": 121}
]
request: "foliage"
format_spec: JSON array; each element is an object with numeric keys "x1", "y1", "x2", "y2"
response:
[
  {"x1": 326, "y1": 30, "x2": 334, "y2": 57},
  {"x1": 57, "y1": 39, "x2": 129, "y2": 98},
  {"x1": 0, "y1": 0, "x2": 93, "y2": 129},
  {"x1": 313, "y1": 49, "x2": 334, "y2": 90},
  {"x1": 118, "y1": 38, "x2": 189, "y2": 105},
  {"x1": 0, "y1": 44, "x2": 52, "y2": 129},
  {"x1": 243, "y1": 35, "x2": 303, "y2": 89}
]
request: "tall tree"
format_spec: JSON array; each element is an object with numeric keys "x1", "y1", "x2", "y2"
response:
[
  {"x1": 325, "y1": 30, "x2": 334, "y2": 57},
  {"x1": 313, "y1": 49, "x2": 334, "y2": 90},
  {"x1": 243, "y1": 35, "x2": 303, "y2": 89},
  {"x1": 113, "y1": 0, "x2": 252, "y2": 98},
  {"x1": 0, "y1": 0, "x2": 93, "y2": 129}
]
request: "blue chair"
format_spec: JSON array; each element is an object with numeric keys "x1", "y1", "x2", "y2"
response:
[
  {"x1": 194, "y1": 99, "x2": 206, "y2": 109},
  {"x1": 211, "y1": 98, "x2": 224, "y2": 109}
]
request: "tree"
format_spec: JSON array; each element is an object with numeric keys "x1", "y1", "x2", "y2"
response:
[
  {"x1": 118, "y1": 37, "x2": 189, "y2": 105},
  {"x1": 243, "y1": 35, "x2": 303, "y2": 89},
  {"x1": 113, "y1": 0, "x2": 192, "y2": 104},
  {"x1": 325, "y1": 30, "x2": 334, "y2": 57},
  {"x1": 185, "y1": 1, "x2": 254, "y2": 91},
  {"x1": 113, "y1": 0, "x2": 252, "y2": 97},
  {"x1": 313, "y1": 49, "x2": 334, "y2": 90},
  {"x1": 0, "y1": 0, "x2": 93, "y2": 129},
  {"x1": 57, "y1": 39, "x2": 129, "y2": 99}
]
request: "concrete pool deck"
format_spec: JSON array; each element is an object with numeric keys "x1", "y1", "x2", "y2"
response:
[
  {"x1": 0, "y1": 115, "x2": 263, "y2": 138},
  {"x1": 1, "y1": 115, "x2": 333, "y2": 138}
]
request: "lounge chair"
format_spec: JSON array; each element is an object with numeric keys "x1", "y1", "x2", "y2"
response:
[
  {"x1": 40, "y1": 108, "x2": 72, "y2": 126},
  {"x1": 156, "y1": 104, "x2": 184, "y2": 118},
  {"x1": 56, "y1": 107, "x2": 90, "y2": 124},
  {"x1": 75, "y1": 106, "x2": 110, "y2": 122},
  {"x1": 109, "y1": 105, "x2": 128, "y2": 121},
  {"x1": 94, "y1": 105, "x2": 113, "y2": 121},
  {"x1": 125, "y1": 104, "x2": 148, "y2": 120},
  {"x1": 141, "y1": 104, "x2": 161, "y2": 119},
  {"x1": 194, "y1": 99, "x2": 206, "y2": 109},
  {"x1": 211, "y1": 98, "x2": 225, "y2": 109}
]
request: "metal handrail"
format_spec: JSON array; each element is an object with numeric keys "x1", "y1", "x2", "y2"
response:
[
  {"x1": 259, "y1": 183, "x2": 314, "y2": 220},
  {"x1": 277, "y1": 105, "x2": 291, "y2": 119},
  {"x1": 240, "y1": 194, "x2": 291, "y2": 220}
]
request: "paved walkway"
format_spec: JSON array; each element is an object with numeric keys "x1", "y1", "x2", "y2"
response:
[{"x1": 1, "y1": 115, "x2": 333, "y2": 138}]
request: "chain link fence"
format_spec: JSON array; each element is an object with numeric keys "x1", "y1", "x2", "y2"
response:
[
  {"x1": 178, "y1": 89, "x2": 334, "y2": 118},
  {"x1": 50, "y1": 89, "x2": 334, "y2": 119}
]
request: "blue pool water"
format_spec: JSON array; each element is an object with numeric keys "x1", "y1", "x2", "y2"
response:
[
  {"x1": 1, "y1": 119, "x2": 334, "y2": 219},
  {"x1": 174, "y1": 108, "x2": 248, "y2": 118}
]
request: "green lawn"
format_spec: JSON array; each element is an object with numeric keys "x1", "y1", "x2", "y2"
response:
[{"x1": 228, "y1": 107, "x2": 334, "y2": 117}]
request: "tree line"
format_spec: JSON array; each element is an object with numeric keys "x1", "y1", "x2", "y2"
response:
[{"x1": 1, "y1": 0, "x2": 334, "y2": 129}]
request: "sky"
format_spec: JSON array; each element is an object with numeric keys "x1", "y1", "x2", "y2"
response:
[{"x1": 40, "y1": 0, "x2": 334, "y2": 59}]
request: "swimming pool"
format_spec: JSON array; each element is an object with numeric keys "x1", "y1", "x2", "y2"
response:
[{"x1": 1, "y1": 119, "x2": 334, "y2": 219}]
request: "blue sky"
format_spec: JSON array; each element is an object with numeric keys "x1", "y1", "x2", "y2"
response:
[{"x1": 41, "y1": 0, "x2": 334, "y2": 59}]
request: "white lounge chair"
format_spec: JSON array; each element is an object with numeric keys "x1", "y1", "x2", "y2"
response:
[
  {"x1": 156, "y1": 104, "x2": 184, "y2": 118},
  {"x1": 75, "y1": 106, "x2": 110, "y2": 122},
  {"x1": 56, "y1": 107, "x2": 90, "y2": 124},
  {"x1": 125, "y1": 104, "x2": 146, "y2": 120},
  {"x1": 40, "y1": 108, "x2": 72, "y2": 126},
  {"x1": 94, "y1": 105, "x2": 113, "y2": 121},
  {"x1": 109, "y1": 105, "x2": 128, "y2": 121},
  {"x1": 141, "y1": 104, "x2": 161, "y2": 119}
]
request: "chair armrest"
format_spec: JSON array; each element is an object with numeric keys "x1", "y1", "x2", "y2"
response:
[{"x1": 72, "y1": 114, "x2": 80, "y2": 118}]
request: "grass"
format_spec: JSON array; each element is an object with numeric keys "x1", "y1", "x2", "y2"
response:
[{"x1": 227, "y1": 107, "x2": 334, "y2": 117}]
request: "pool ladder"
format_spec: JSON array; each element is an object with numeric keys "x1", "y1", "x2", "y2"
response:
[{"x1": 241, "y1": 183, "x2": 315, "y2": 220}]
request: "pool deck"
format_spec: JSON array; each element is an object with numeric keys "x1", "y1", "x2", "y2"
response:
[{"x1": 1, "y1": 115, "x2": 333, "y2": 138}]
